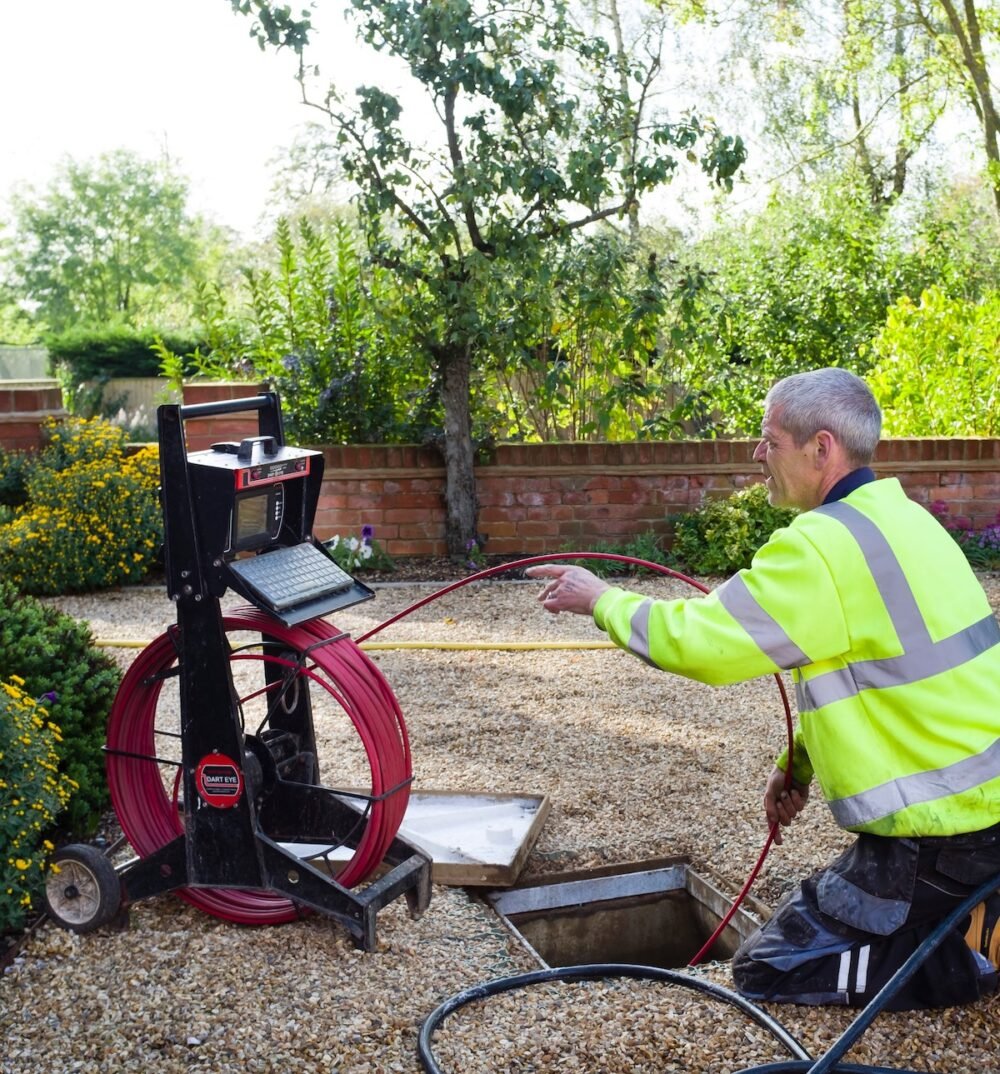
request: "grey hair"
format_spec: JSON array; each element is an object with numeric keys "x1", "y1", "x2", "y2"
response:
[{"x1": 764, "y1": 367, "x2": 882, "y2": 466}]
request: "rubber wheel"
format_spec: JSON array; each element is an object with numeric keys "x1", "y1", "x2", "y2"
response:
[{"x1": 44, "y1": 844, "x2": 122, "y2": 933}]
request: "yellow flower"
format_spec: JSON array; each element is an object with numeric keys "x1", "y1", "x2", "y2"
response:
[{"x1": 14, "y1": 858, "x2": 30, "y2": 871}]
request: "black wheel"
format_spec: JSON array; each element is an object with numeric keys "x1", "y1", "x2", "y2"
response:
[{"x1": 44, "y1": 844, "x2": 122, "y2": 933}]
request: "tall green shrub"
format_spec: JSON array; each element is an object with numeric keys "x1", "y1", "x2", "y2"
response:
[
  {"x1": 172, "y1": 218, "x2": 440, "y2": 445},
  {"x1": 868, "y1": 286, "x2": 1000, "y2": 436},
  {"x1": 47, "y1": 324, "x2": 206, "y2": 379},
  {"x1": 0, "y1": 579, "x2": 120, "y2": 833}
]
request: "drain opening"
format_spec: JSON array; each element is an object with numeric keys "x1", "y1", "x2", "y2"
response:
[{"x1": 488, "y1": 861, "x2": 763, "y2": 969}]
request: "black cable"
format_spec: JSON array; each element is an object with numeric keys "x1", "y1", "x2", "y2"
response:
[
  {"x1": 418, "y1": 873, "x2": 1000, "y2": 1074},
  {"x1": 417, "y1": 963, "x2": 812, "y2": 1073}
]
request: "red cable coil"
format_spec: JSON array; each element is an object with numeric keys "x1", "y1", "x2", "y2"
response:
[{"x1": 106, "y1": 608, "x2": 412, "y2": 925}]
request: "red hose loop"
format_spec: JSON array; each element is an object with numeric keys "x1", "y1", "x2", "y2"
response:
[
  {"x1": 355, "y1": 552, "x2": 794, "y2": 966},
  {"x1": 106, "y1": 608, "x2": 412, "y2": 925}
]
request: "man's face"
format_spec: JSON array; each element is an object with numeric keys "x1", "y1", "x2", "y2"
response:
[{"x1": 752, "y1": 409, "x2": 821, "y2": 510}]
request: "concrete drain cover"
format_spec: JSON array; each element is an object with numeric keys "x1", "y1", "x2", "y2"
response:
[{"x1": 487, "y1": 860, "x2": 763, "y2": 969}]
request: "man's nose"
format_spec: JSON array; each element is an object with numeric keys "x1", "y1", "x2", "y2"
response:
[{"x1": 753, "y1": 440, "x2": 766, "y2": 462}]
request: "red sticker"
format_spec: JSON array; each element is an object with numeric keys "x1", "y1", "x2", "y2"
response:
[{"x1": 195, "y1": 753, "x2": 243, "y2": 808}]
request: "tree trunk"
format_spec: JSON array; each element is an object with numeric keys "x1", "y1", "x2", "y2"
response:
[
  {"x1": 931, "y1": 0, "x2": 1000, "y2": 217},
  {"x1": 438, "y1": 343, "x2": 479, "y2": 559}
]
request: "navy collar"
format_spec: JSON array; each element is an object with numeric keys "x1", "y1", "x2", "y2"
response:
[{"x1": 823, "y1": 467, "x2": 876, "y2": 505}]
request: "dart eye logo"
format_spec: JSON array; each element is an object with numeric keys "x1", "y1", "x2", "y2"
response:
[{"x1": 195, "y1": 753, "x2": 244, "y2": 808}]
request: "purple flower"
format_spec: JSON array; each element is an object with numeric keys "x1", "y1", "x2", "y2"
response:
[{"x1": 361, "y1": 524, "x2": 374, "y2": 544}]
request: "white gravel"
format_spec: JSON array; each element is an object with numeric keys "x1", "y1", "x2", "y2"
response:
[{"x1": 2, "y1": 574, "x2": 999, "y2": 1073}]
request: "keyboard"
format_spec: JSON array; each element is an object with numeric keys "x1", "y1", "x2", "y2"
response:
[{"x1": 228, "y1": 543, "x2": 355, "y2": 612}]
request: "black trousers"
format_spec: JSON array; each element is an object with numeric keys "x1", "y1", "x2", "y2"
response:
[{"x1": 732, "y1": 823, "x2": 1000, "y2": 1010}]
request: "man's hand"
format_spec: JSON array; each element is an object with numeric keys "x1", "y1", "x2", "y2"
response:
[
  {"x1": 763, "y1": 765, "x2": 810, "y2": 846},
  {"x1": 525, "y1": 564, "x2": 610, "y2": 616}
]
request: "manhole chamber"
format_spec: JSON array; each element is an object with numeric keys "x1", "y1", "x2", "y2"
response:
[{"x1": 487, "y1": 860, "x2": 764, "y2": 969}]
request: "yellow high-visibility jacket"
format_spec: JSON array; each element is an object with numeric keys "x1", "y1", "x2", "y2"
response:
[{"x1": 593, "y1": 478, "x2": 1000, "y2": 837}]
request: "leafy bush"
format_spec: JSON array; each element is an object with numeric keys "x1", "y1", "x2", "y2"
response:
[
  {"x1": 0, "y1": 578, "x2": 120, "y2": 833},
  {"x1": 0, "y1": 444, "x2": 33, "y2": 508},
  {"x1": 868, "y1": 286, "x2": 1000, "y2": 436},
  {"x1": 0, "y1": 677, "x2": 77, "y2": 932},
  {"x1": 566, "y1": 530, "x2": 673, "y2": 578},
  {"x1": 670, "y1": 483, "x2": 798, "y2": 575},
  {"x1": 161, "y1": 218, "x2": 441, "y2": 446},
  {"x1": 46, "y1": 323, "x2": 206, "y2": 380},
  {"x1": 0, "y1": 417, "x2": 162, "y2": 595},
  {"x1": 930, "y1": 501, "x2": 1000, "y2": 570}
]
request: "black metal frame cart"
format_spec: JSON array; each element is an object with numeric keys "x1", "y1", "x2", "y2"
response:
[{"x1": 45, "y1": 393, "x2": 431, "y2": 950}]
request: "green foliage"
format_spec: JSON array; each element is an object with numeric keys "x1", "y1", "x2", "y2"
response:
[
  {"x1": 686, "y1": 179, "x2": 907, "y2": 434},
  {"x1": 231, "y1": 0, "x2": 745, "y2": 555},
  {"x1": 323, "y1": 525, "x2": 395, "y2": 573},
  {"x1": 0, "y1": 579, "x2": 120, "y2": 834},
  {"x1": 868, "y1": 286, "x2": 1000, "y2": 436},
  {"x1": 165, "y1": 218, "x2": 440, "y2": 445},
  {"x1": 0, "y1": 418, "x2": 163, "y2": 595},
  {"x1": 485, "y1": 235, "x2": 702, "y2": 441},
  {"x1": 46, "y1": 324, "x2": 206, "y2": 380},
  {"x1": 4, "y1": 149, "x2": 203, "y2": 332},
  {"x1": 0, "y1": 445, "x2": 33, "y2": 508},
  {"x1": 566, "y1": 529, "x2": 673, "y2": 578},
  {"x1": 0, "y1": 676, "x2": 77, "y2": 932},
  {"x1": 670, "y1": 483, "x2": 798, "y2": 575}
]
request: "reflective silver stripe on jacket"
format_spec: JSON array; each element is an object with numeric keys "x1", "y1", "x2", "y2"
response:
[
  {"x1": 624, "y1": 599, "x2": 660, "y2": 667},
  {"x1": 715, "y1": 574, "x2": 812, "y2": 669},
  {"x1": 829, "y1": 735, "x2": 1000, "y2": 828},
  {"x1": 797, "y1": 501, "x2": 1000, "y2": 713}
]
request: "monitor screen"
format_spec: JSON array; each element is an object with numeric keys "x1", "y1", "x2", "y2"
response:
[{"x1": 232, "y1": 486, "x2": 283, "y2": 551}]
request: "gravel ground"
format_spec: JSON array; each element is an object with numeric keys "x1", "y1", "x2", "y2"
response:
[{"x1": 2, "y1": 572, "x2": 1000, "y2": 1073}]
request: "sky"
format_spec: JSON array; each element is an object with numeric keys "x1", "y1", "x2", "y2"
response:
[
  {"x1": 0, "y1": 0, "x2": 370, "y2": 239},
  {"x1": 0, "y1": 2, "x2": 985, "y2": 246}
]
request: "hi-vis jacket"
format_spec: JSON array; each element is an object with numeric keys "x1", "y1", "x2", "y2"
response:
[{"x1": 593, "y1": 478, "x2": 1000, "y2": 838}]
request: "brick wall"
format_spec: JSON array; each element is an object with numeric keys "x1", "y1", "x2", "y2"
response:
[
  {"x1": 0, "y1": 381, "x2": 67, "y2": 452},
  {"x1": 3, "y1": 380, "x2": 998, "y2": 556},
  {"x1": 315, "y1": 438, "x2": 1000, "y2": 556}
]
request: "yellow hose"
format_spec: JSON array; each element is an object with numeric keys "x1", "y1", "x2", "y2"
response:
[{"x1": 94, "y1": 638, "x2": 616, "y2": 652}]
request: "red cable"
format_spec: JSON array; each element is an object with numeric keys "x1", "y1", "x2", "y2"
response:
[{"x1": 356, "y1": 552, "x2": 795, "y2": 966}]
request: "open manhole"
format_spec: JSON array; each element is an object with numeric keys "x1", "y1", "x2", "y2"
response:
[{"x1": 487, "y1": 860, "x2": 764, "y2": 969}]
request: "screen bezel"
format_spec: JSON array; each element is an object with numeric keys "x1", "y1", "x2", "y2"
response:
[{"x1": 230, "y1": 485, "x2": 283, "y2": 552}]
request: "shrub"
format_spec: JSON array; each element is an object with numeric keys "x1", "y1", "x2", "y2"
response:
[
  {"x1": 565, "y1": 530, "x2": 673, "y2": 578},
  {"x1": 0, "y1": 445, "x2": 34, "y2": 509},
  {"x1": 0, "y1": 417, "x2": 162, "y2": 595},
  {"x1": 930, "y1": 501, "x2": 1000, "y2": 570},
  {"x1": 46, "y1": 323, "x2": 207, "y2": 380},
  {"x1": 670, "y1": 483, "x2": 798, "y2": 576},
  {"x1": 0, "y1": 578, "x2": 120, "y2": 833},
  {"x1": 0, "y1": 677, "x2": 77, "y2": 932}
]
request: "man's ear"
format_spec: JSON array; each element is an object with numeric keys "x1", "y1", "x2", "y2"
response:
[{"x1": 813, "y1": 429, "x2": 835, "y2": 468}]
